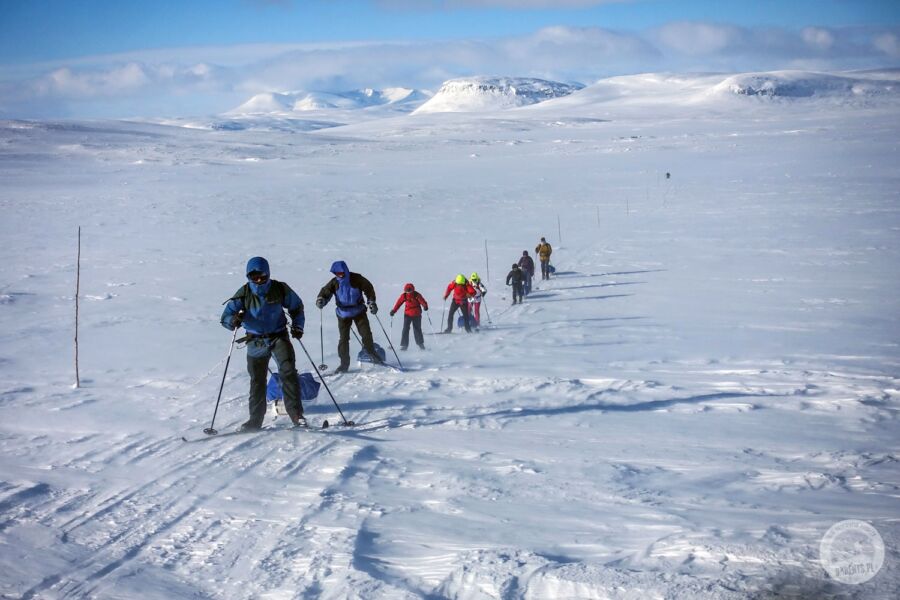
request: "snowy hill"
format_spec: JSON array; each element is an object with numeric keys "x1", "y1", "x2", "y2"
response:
[
  {"x1": 528, "y1": 70, "x2": 900, "y2": 113},
  {"x1": 1, "y1": 68, "x2": 899, "y2": 598},
  {"x1": 711, "y1": 69, "x2": 899, "y2": 99},
  {"x1": 412, "y1": 77, "x2": 583, "y2": 114},
  {"x1": 229, "y1": 91, "x2": 296, "y2": 113}
]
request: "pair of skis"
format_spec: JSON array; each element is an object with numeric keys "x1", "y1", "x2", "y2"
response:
[{"x1": 182, "y1": 419, "x2": 335, "y2": 443}]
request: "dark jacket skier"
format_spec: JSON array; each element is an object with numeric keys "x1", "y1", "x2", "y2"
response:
[
  {"x1": 506, "y1": 263, "x2": 525, "y2": 304},
  {"x1": 221, "y1": 256, "x2": 306, "y2": 430},
  {"x1": 390, "y1": 283, "x2": 429, "y2": 350},
  {"x1": 315, "y1": 260, "x2": 381, "y2": 372},
  {"x1": 517, "y1": 251, "x2": 535, "y2": 294}
]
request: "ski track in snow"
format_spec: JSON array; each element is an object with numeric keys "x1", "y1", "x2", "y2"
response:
[{"x1": 1, "y1": 84, "x2": 900, "y2": 598}]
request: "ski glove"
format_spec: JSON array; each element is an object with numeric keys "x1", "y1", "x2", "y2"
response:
[
  {"x1": 423, "y1": 306, "x2": 428, "y2": 311},
  {"x1": 367, "y1": 301, "x2": 378, "y2": 315},
  {"x1": 389, "y1": 310, "x2": 396, "y2": 317},
  {"x1": 290, "y1": 326, "x2": 304, "y2": 340},
  {"x1": 230, "y1": 312, "x2": 244, "y2": 330},
  {"x1": 315, "y1": 297, "x2": 326, "y2": 309}
]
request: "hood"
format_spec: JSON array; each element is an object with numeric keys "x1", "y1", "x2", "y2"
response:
[
  {"x1": 246, "y1": 256, "x2": 270, "y2": 277},
  {"x1": 246, "y1": 256, "x2": 272, "y2": 296},
  {"x1": 404, "y1": 283, "x2": 415, "y2": 292},
  {"x1": 330, "y1": 260, "x2": 350, "y2": 276}
]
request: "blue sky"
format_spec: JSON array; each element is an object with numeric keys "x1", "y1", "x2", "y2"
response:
[
  {"x1": 1, "y1": 0, "x2": 898, "y2": 63},
  {"x1": 0, "y1": 0, "x2": 898, "y2": 117}
]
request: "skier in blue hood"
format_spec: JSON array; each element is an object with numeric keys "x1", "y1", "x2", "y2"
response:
[
  {"x1": 315, "y1": 260, "x2": 381, "y2": 372},
  {"x1": 221, "y1": 257, "x2": 307, "y2": 430}
]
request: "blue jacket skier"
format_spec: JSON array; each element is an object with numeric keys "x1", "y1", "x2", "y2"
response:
[
  {"x1": 315, "y1": 260, "x2": 382, "y2": 372},
  {"x1": 221, "y1": 257, "x2": 307, "y2": 430}
]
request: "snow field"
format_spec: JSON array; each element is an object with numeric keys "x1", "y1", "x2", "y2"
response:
[{"x1": 1, "y1": 71, "x2": 899, "y2": 598}]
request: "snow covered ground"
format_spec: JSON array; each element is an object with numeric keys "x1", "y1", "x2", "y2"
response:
[{"x1": 0, "y1": 71, "x2": 898, "y2": 599}]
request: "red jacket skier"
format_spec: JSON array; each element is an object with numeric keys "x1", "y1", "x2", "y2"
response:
[
  {"x1": 390, "y1": 283, "x2": 430, "y2": 350},
  {"x1": 391, "y1": 284, "x2": 429, "y2": 317},
  {"x1": 443, "y1": 275, "x2": 475, "y2": 333}
]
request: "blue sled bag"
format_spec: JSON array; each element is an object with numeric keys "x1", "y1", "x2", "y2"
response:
[
  {"x1": 357, "y1": 342, "x2": 387, "y2": 363},
  {"x1": 266, "y1": 372, "x2": 321, "y2": 402}
]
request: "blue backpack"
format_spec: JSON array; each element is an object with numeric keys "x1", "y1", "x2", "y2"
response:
[
  {"x1": 266, "y1": 372, "x2": 321, "y2": 402},
  {"x1": 458, "y1": 314, "x2": 480, "y2": 327},
  {"x1": 357, "y1": 342, "x2": 387, "y2": 363}
]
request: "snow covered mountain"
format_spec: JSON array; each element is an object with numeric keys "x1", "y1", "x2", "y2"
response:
[
  {"x1": 229, "y1": 87, "x2": 430, "y2": 115},
  {"x1": 412, "y1": 77, "x2": 584, "y2": 114},
  {"x1": 172, "y1": 71, "x2": 899, "y2": 134},
  {"x1": 711, "y1": 69, "x2": 899, "y2": 99}
]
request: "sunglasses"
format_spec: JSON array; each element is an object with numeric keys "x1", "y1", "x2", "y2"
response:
[{"x1": 248, "y1": 272, "x2": 269, "y2": 283}]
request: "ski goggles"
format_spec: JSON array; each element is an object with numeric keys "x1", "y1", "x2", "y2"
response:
[
  {"x1": 333, "y1": 272, "x2": 345, "y2": 278},
  {"x1": 247, "y1": 271, "x2": 269, "y2": 283}
]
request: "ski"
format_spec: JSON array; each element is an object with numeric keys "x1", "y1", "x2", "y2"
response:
[{"x1": 181, "y1": 421, "x2": 333, "y2": 442}]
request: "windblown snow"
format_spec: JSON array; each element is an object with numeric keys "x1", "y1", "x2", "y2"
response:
[{"x1": 1, "y1": 69, "x2": 899, "y2": 599}]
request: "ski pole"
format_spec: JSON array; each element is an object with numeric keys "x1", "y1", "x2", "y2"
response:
[
  {"x1": 373, "y1": 312, "x2": 404, "y2": 370},
  {"x1": 441, "y1": 297, "x2": 447, "y2": 332},
  {"x1": 482, "y1": 297, "x2": 493, "y2": 325},
  {"x1": 425, "y1": 310, "x2": 437, "y2": 342},
  {"x1": 318, "y1": 308, "x2": 327, "y2": 371},
  {"x1": 204, "y1": 318, "x2": 241, "y2": 435},
  {"x1": 295, "y1": 337, "x2": 354, "y2": 426}
]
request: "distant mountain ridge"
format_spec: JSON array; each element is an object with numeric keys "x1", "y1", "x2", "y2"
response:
[
  {"x1": 202, "y1": 70, "x2": 900, "y2": 132},
  {"x1": 412, "y1": 77, "x2": 584, "y2": 114},
  {"x1": 228, "y1": 88, "x2": 430, "y2": 115}
]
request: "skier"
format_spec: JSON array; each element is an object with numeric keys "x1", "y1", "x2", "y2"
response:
[
  {"x1": 443, "y1": 274, "x2": 475, "y2": 333},
  {"x1": 535, "y1": 237, "x2": 553, "y2": 280},
  {"x1": 389, "y1": 283, "x2": 429, "y2": 350},
  {"x1": 517, "y1": 251, "x2": 535, "y2": 295},
  {"x1": 220, "y1": 257, "x2": 307, "y2": 431},
  {"x1": 506, "y1": 263, "x2": 525, "y2": 304},
  {"x1": 468, "y1": 272, "x2": 487, "y2": 329},
  {"x1": 315, "y1": 260, "x2": 381, "y2": 373}
]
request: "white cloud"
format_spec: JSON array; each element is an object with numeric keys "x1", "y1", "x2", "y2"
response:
[
  {"x1": 655, "y1": 22, "x2": 745, "y2": 56},
  {"x1": 35, "y1": 63, "x2": 152, "y2": 97},
  {"x1": 874, "y1": 32, "x2": 899, "y2": 57},
  {"x1": 802, "y1": 27, "x2": 835, "y2": 51}
]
